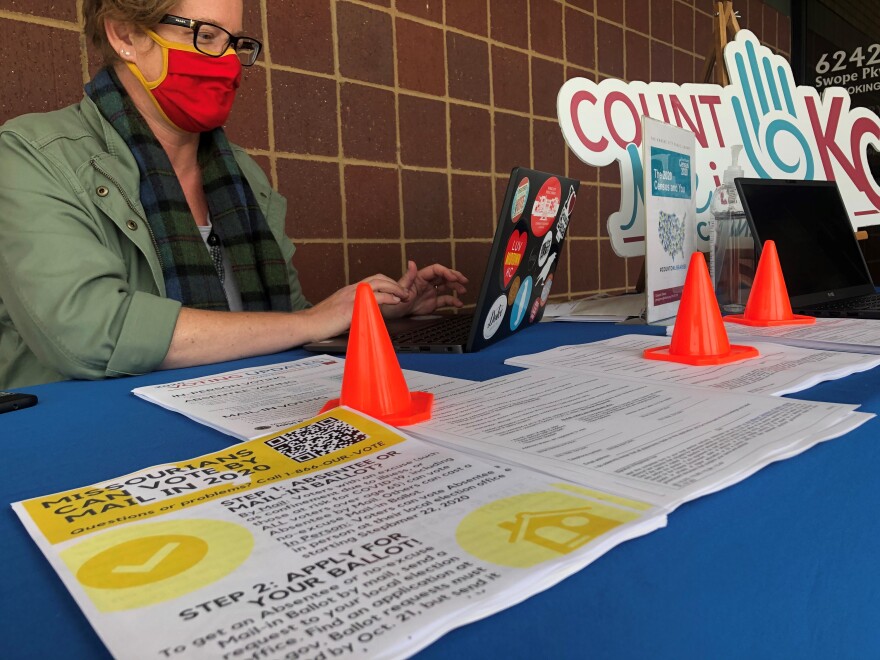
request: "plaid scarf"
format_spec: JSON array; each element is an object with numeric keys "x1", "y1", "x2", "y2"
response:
[{"x1": 85, "y1": 68, "x2": 291, "y2": 312}]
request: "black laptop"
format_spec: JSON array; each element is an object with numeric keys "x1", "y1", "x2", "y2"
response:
[
  {"x1": 305, "y1": 167, "x2": 580, "y2": 353},
  {"x1": 736, "y1": 178, "x2": 880, "y2": 318}
]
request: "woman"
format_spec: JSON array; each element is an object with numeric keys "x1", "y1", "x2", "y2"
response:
[{"x1": 0, "y1": 0, "x2": 467, "y2": 390}]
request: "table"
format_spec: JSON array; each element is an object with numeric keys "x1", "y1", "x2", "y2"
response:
[{"x1": 3, "y1": 322, "x2": 880, "y2": 659}]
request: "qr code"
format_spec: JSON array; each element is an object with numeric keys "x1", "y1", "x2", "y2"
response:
[{"x1": 265, "y1": 417, "x2": 367, "y2": 462}]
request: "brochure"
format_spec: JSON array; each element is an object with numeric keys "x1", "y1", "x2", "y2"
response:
[
  {"x1": 642, "y1": 117, "x2": 696, "y2": 323},
  {"x1": 13, "y1": 408, "x2": 665, "y2": 660}
]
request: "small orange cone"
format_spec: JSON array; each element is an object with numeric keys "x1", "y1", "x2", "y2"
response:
[
  {"x1": 644, "y1": 252, "x2": 759, "y2": 365},
  {"x1": 320, "y1": 283, "x2": 433, "y2": 426},
  {"x1": 726, "y1": 240, "x2": 815, "y2": 326}
]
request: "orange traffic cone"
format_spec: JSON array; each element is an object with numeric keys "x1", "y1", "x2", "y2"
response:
[
  {"x1": 726, "y1": 240, "x2": 815, "y2": 326},
  {"x1": 644, "y1": 251, "x2": 759, "y2": 365},
  {"x1": 320, "y1": 283, "x2": 433, "y2": 426}
]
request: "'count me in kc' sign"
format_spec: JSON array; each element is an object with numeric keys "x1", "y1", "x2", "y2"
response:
[{"x1": 557, "y1": 30, "x2": 880, "y2": 258}]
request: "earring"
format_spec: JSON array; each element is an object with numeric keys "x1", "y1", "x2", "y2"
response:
[{"x1": 120, "y1": 48, "x2": 131, "y2": 57}]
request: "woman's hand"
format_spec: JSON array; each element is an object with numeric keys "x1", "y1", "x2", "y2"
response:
[
  {"x1": 382, "y1": 260, "x2": 469, "y2": 319},
  {"x1": 302, "y1": 273, "x2": 410, "y2": 340}
]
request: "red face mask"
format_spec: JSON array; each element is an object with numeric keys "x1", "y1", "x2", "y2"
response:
[{"x1": 128, "y1": 31, "x2": 242, "y2": 133}]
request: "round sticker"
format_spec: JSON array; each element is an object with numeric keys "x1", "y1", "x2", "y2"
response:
[
  {"x1": 507, "y1": 276, "x2": 521, "y2": 307},
  {"x1": 537, "y1": 232, "x2": 553, "y2": 267},
  {"x1": 531, "y1": 177, "x2": 562, "y2": 237},
  {"x1": 510, "y1": 276, "x2": 533, "y2": 331},
  {"x1": 529, "y1": 297, "x2": 542, "y2": 323},
  {"x1": 540, "y1": 272, "x2": 553, "y2": 306},
  {"x1": 510, "y1": 177, "x2": 530, "y2": 223},
  {"x1": 483, "y1": 295, "x2": 508, "y2": 340},
  {"x1": 501, "y1": 229, "x2": 528, "y2": 289}
]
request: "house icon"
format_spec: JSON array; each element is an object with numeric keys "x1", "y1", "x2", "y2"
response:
[{"x1": 498, "y1": 507, "x2": 620, "y2": 555}]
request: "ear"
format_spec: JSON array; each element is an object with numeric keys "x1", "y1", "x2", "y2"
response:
[{"x1": 104, "y1": 17, "x2": 151, "y2": 62}]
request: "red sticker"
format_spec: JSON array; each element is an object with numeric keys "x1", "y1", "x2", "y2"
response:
[
  {"x1": 502, "y1": 230, "x2": 528, "y2": 289},
  {"x1": 529, "y1": 297, "x2": 542, "y2": 322},
  {"x1": 511, "y1": 177, "x2": 530, "y2": 223},
  {"x1": 531, "y1": 177, "x2": 562, "y2": 237}
]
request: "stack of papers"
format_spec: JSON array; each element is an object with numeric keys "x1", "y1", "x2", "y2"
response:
[
  {"x1": 505, "y1": 334, "x2": 880, "y2": 396},
  {"x1": 14, "y1": 409, "x2": 665, "y2": 660},
  {"x1": 133, "y1": 355, "x2": 470, "y2": 441},
  {"x1": 719, "y1": 317, "x2": 880, "y2": 354},
  {"x1": 542, "y1": 293, "x2": 645, "y2": 322},
  {"x1": 410, "y1": 368, "x2": 869, "y2": 510}
]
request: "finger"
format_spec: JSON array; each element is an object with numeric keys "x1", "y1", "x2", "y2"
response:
[
  {"x1": 746, "y1": 41, "x2": 770, "y2": 115},
  {"x1": 434, "y1": 294, "x2": 463, "y2": 308},
  {"x1": 733, "y1": 51, "x2": 760, "y2": 134},
  {"x1": 367, "y1": 276, "x2": 409, "y2": 300},
  {"x1": 373, "y1": 291, "x2": 403, "y2": 305},
  {"x1": 418, "y1": 263, "x2": 469, "y2": 284},
  {"x1": 761, "y1": 55, "x2": 782, "y2": 112},
  {"x1": 776, "y1": 62, "x2": 796, "y2": 115},
  {"x1": 428, "y1": 275, "x2": 467, "y2": 292},
  {"x1": 363, "y1": 273, "x2": 399, "y2": 286},
  {"x1": 365, "y1": 273, "x2": 407, "y2": 291},
  {"x1": 397, "y1": 260, "x2": 417, "y2": 288}
]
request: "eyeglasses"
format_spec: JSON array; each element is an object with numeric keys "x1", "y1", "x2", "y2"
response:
[{"x1": 158, "y1": 15, "x2": 262, "y2": 66}]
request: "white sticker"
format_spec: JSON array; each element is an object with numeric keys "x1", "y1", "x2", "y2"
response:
[
  {"x1": 483, "y1": 295, "x2": 508, "y2": 340},
  {"x1": 537, "y1": 232, "x2": 553, "y2": 267}
]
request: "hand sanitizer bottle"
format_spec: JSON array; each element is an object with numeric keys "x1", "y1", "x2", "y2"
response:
[{"x1": 709, "y1": 145, "x2": 754, "y2": 314}]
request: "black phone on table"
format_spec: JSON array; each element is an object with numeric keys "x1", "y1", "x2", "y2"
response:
[{"x1": 0, "y1": 391, "x2": 38, "y2": 414}]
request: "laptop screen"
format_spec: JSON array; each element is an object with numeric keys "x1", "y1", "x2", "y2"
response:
[{"x1": 736, "y1": 179, "x2": 874, "y2": 300}]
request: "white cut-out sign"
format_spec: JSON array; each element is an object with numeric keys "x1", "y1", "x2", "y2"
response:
[{"x1": 557, "y1": 30, "x2": 880, "y2": 258}]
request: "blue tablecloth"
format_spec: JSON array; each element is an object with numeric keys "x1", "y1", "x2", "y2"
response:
[{"x1": 2, "y1": 322, "x2": 879, "y2": 658}]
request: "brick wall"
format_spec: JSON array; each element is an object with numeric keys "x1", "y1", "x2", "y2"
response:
[{"x1": 0, "y1": 0, "x2": 790, "y2": 305}]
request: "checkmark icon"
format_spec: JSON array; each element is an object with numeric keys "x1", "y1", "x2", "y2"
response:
[{"x1": 112, "y1": 542, "x2": 180, "y2": 574}]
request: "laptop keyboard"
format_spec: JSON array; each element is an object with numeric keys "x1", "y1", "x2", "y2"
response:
[
  {"x1": 809, "y1": 294, "x2": 880, "y2": 311},
  {"x1": 393, "y1": 313, "x2": 474, "y2": 345}
]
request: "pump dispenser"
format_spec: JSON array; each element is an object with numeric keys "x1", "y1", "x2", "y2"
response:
[
  {"x1": 709, "y1": 144, "x2": 754, "y2": 314},
  {"x1": 723, "y1": 144, "x2": 744, "y2": 184}
]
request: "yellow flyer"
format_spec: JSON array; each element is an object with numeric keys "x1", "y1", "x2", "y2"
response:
[{"x1": 14, "y1": 408, "x2": 664, "y2": 659}]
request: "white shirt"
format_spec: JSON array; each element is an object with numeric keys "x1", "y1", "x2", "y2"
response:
[{"x1": 198, "y1": 219, "x2": 244, "y2": 312}]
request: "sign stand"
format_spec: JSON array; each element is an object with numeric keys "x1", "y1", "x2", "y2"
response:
[{"x1": 701, "y1": 1, "x2": 741, "y2": 85}]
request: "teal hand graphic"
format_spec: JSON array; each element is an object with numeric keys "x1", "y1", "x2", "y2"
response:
[{"x1": 730, "y1": 38, "x2": 814, "y2": 179}]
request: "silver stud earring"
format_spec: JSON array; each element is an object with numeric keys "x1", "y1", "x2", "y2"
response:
[{"x1": 120, "y1": 48, "x2": 131, "y2": 57}]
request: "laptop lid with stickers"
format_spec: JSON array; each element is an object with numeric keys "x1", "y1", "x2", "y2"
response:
[
  {"x1": 303, "y1": 167, "x2": 579, "y2": 354},
  {"x1": 464, "y1": 167, "x2": 579, "y2": 352}
]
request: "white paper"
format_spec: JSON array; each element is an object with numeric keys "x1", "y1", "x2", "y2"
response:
[
  {"x1": 720, "y1": 317, "x2": 880, "y2": 354},
  {"x1": 133, "y1": 356, "x2": 471, "y2": 441},
  {"x1": 14, "y1": 409, "x2": 664, "y2": 660},
  {"x1": 505, "y1": 334, "x2": 880, "y2": 396},
  {"x1": 410, "y1": 369, "x2": 871, "y2": 510},
  {"x1": 542, "y1": 294, "x2": 646, "y2": 322}
]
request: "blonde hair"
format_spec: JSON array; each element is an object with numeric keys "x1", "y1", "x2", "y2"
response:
[{"x1": 83, "y1": 0, "x2": 178, "y2": 63}]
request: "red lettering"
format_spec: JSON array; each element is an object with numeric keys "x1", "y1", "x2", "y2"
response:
[
  {"x1": 604, "y1": 91, "x2": 642, "y2": 148},
  {"x1": 569, "y1": 91, "x2": 608, "y2": 152},
  {"x1": 658, "y1": 95, "x2": 670, "y2": 123},
  {"x1": 806, "y1": 95, "x2": 880, "y2": 209},
  {"x1": 698, "y1": 95, "x2": 725, "y2": 148},
  {"x1": 671, "y1": 96, "x2": 708, "y2": 147},
  {"x1": 638, "y1": 93, "x2": 650, "y2": 118}
]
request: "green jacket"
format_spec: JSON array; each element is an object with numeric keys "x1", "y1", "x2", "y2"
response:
[{"x1": 0, "y1": 96, "x2": 310, "y2": 390}]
